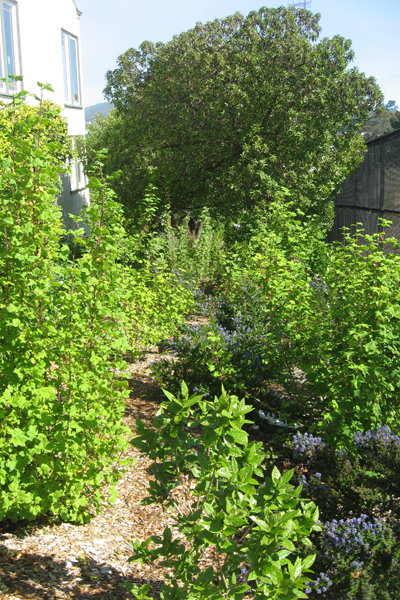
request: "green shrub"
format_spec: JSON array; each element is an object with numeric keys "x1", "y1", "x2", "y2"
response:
[
  {"x1": 127, "y1": 383, "x2": 321, "y2": 600},
  {"x1": 120, "y1": 264, "x2": 196, "y2": 357},
  {"x1": 300, "y1": 226, "x2": 400, "y2": 446},
  {"x1": 0, "y1": 87, "x2": 130, "y2": 522},
  {"x1": 0, "y1": 88, "x2": 72, "y2": 164},
  {"x1": 287, "y1": 430, "x2": 400, "y2": 599},
  {"x1": 242, "y1": 204, "x2": 400, "y2": 445}
]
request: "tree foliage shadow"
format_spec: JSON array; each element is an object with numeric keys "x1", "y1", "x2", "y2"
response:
[{"x1": 0, "y1": 543, "x2": 162, "y2": 599}]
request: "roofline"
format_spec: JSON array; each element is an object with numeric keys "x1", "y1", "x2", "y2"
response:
[
  {"x1": 366, "y1": 127, "x2": 400, "y2": 147},
  {"x1": 72, "y1": 0, "x2": 82, "y2": 17}
]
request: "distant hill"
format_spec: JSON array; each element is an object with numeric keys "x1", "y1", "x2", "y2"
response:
[{"x1": 85, "y1": 102, "x2": 113, "y2": 126}]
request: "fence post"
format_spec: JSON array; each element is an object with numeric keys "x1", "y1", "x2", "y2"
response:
[{"x1": 379, "y1": 138, "x2": 385, "y2": 236}]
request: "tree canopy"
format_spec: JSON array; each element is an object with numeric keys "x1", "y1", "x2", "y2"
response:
[
  {"x1": 361, "y1": 101, "x2": 400, "y2": 142},
  {"x1": 390, "y1": 111, "x2": 400, "y2": 132},
  {"x1": 86, "y1": 6, "x2": 382, "y2": 228}
]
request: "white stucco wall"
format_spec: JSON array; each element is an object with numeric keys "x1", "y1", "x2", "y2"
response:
[
  {"x1": 16, "y1": 0, "x2": 85, "y2": 133},
  {"x1": 1, "y1": 0, "x2": 89, "y2": 230}
]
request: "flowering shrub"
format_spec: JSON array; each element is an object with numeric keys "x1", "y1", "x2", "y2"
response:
[
  {"x1": 290, "y1": 433, "x2": 326, "y2": 459},
  {"x1": 287, "y1": 426, "x2": 400, "y2": 521},
  {"x1": 296, "y1": 473, "x2": 328, "y2": 497},
  {"x1": 151, "y1": 285, "x2": 274, "y2": 401},
  {"x1": 282, "y1": 426, "x2": 400, "y2": 597},
  {"x1": 309, "y1": 515, "x2": 400, "y2": 599},
  {"x1": 354, "y1": 425, "x2": 400, "y2": 453}
]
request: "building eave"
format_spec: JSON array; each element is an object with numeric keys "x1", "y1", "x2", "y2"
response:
[{"x1": 72, "y1": 0, "x2": 82, "y2": 17}]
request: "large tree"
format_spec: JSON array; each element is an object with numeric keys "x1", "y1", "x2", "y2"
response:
[{"x1": 87, "y1": 6, "x2": 382, "y2": 228}]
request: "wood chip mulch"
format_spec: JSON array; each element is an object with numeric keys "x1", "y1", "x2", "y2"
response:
[{"x1": 0, "y1": 348, "x2": 184, "y2": 600}]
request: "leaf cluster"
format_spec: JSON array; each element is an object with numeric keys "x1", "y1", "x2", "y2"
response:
[{"x1": 127, "y1": 383, "x2": 321, "y2": 600}]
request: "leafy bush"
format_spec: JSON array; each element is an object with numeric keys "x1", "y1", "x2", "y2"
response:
[
  {"x1": 0, "y1": 87, "x2": 130, "y2": 522},
  {"x1": 0, "y1": 86, "x2": 72, "y2": 164},
  {"x1": 120, "y1": 265, "x2": 196, "y2": 357},
  {"x1": 285, "y1": 428, "x2": 400, "y2": 598},
  {"x1": 127, "y1": 383, "x2": 321, "y2": 600},
  {"x1": 299, "y1": 227, "x2": 400, "y2": 446},
  {"x1": 152, "y1": 282, "x2": 273, "y2": 401},
  {"x1": 239, "y1": 204, "x2": 400, "y2": 445}
]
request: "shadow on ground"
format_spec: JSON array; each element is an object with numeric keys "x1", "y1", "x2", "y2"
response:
[{"x1": 0, "y1": 543, "x2": 162, "y2": 599}]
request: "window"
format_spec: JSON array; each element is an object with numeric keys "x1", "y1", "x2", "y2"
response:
[
  {"x1": 61, "y1": 30, "x2": 81, "y2": 106},
  {"x1": 0, "y1": 1, "x2": 20, "y2": 94},
  {"x1": 70, "y1": 137, "x2": 86, "y2": 191}
]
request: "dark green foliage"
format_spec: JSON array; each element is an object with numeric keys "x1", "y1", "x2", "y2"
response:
[
  {"x1": 0, "y1": 87, "x2": 130, "y2": 522},
  {"x1": 287, "y1": 430, "x2": 400, "y2": 599},
  {"x1": 390, "y1": 110, "x2": 400, "y2": 131},
  {"x1": 84, "y1": 7, "x2": 382, "y2": 227}
]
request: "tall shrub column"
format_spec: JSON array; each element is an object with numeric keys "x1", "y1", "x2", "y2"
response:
[{"x1": 0, "y1": 85, "x2": 130, "y2": 522}]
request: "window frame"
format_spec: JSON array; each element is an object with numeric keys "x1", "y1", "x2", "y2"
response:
[
  {"x1": 61, "y1": 29, "x2": 82, "y2": 107},
  {"x1": 0, "y1": 0, "x2": 21, "y2": 97},
  {"x1": 69, "y1": 136, "x2": 86, "y2": 192}
]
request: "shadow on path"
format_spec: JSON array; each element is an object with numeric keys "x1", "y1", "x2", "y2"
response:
[{"x1": 0, "y1": 544, "x2": 162, "y2": 599}]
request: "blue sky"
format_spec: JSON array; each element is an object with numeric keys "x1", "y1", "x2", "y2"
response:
[{"x1": 77, "y1": 0, "x2": 400, "y2": 108}]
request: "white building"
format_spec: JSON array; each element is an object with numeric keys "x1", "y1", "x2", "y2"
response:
[{"x1": 0, "y1": 0, "x2": 89, "y2": 230}]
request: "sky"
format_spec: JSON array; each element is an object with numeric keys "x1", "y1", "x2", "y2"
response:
[{"x1": 77, "y1": 0, "x2": 400, "y2": 108}]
